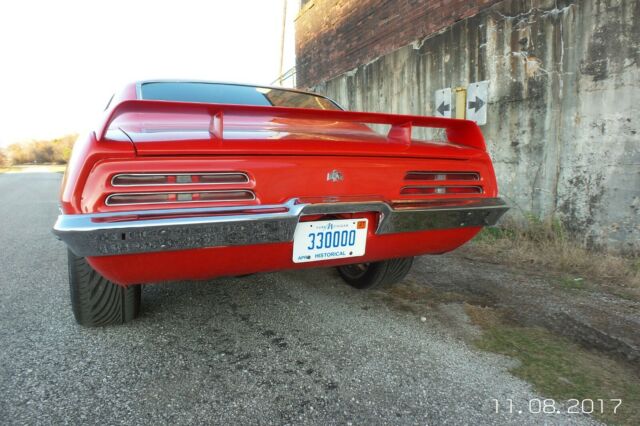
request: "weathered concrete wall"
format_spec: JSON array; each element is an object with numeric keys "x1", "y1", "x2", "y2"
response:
[{"x1": 307, "y1": 0, "x2": 640, "y2": 252}]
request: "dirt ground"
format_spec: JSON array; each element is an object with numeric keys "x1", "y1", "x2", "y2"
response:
[
  {"x1": 378, "y1": 247, "x2": 640, "y2": 424},
  {"x1": 396, "y1": 247, "x2": 640, "y2": 367}
]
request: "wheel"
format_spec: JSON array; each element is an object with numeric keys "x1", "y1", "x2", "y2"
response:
[
  {"x1": 67, "y1": 250, "x2": 141, "y2": 326},
  {"x1": 337, "y1": 257, "x2": 413, "y2": 289}
]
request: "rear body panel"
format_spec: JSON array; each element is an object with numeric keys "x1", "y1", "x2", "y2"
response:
[
  {"x1": 55, "y1": 81, "x2": 506, "y2": 286},
  {"x1": 87, "y1": 227, "x2": 480, "y2": 285},
  {"x1": 80, "y1": 155, "x2": 497, "y2": 213}
]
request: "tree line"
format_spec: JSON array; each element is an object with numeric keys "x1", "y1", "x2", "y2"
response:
[{"x1": 0, "y1": 134, "x2": 77, "y2": 166}]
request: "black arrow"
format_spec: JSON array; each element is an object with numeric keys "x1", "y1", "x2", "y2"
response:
[
  {"x1": 437, "y1": 101, "x2": 450, "y2": 116},
  {"x1": 468, "y1": 96, "x2": 485, "y2": 113}
]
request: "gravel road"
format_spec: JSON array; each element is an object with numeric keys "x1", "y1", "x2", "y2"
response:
[{"x1": 0, "y1": 172, "x2": 599, "y2": 425}]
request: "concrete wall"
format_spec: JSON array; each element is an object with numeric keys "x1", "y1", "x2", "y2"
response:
[
  {"x1": 302, "y1": 0, "x2": 640, "y2": 252},
  {"x1": 296, "y1": 0, "x2": 501, "y2": 88}
]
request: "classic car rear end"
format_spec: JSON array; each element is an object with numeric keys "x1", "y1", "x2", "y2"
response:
[{"x1": 54, "y1": 81, "x2": 507, "y2": 326}]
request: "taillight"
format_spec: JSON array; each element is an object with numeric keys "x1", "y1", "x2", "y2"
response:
[
  {"x1": 105, "y1": 190, "x2": 255, "y2": 206},
  {"x1": 442, "y1": 186, "x2": 483, "y2": 194},
  {"x1": 402, "y1": 171, "x2": 482, "y2": 197},
  {"x1": 111, "y1": 172, "x2": 249, "y2": 186},
  {"x1": 111, "y1": 175, "x2": 170, "y2": 186},
  {"x1": 198, "y1": 173, "x2": 249, "y2": 184},
  {"x1": 404, "y1": 172, "x2": 480, "y2": 181},
  {"x1": 400, "y1": 186, "x2": 483, "y2": 195}
]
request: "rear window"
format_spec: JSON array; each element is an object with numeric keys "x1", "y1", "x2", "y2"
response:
[{"x1": 140, "y1": 82, "x2": 341, "y2": 110}]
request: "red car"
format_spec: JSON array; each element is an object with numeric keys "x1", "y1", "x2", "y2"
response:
[{"x1": 53, "y1": 80, "x2": 507, "y2": 326}]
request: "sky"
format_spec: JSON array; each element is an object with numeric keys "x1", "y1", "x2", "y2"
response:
[{"x1": 0, "y1": 0, "x2": 298, "y2": 147}]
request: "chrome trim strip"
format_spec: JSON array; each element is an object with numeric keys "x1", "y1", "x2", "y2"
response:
[
  {"x1": 110, "y1": 172, "x2": 250, "y2": 187},
  {"x1": 53, "y1": 198, "x2": 508, "y2": 257}
]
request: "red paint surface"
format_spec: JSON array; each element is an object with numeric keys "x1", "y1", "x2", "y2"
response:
[
  {"x1": 60, "y1": 83, "x2": 499, "y2": 286},
  {"x1": 87, "y1": 227, "x2": 481, "y2": 285}
]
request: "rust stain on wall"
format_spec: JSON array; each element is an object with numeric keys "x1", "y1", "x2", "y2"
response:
[{"x1": 295, "y1": 0, "x2": 502, "y2": 88}]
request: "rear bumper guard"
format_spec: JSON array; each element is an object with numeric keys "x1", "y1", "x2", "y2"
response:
[{"x1": 53, "y1": 198, "x2": 508, "y2": 256}]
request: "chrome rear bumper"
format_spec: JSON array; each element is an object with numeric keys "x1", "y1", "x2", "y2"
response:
[{"x1": 53, "y1": 198, "x2": 508, "y2": 257}]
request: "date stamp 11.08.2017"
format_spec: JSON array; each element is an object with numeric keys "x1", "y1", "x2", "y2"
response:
[{"x1": 492, "y1": 398, "x2": 622, "y2": 416}]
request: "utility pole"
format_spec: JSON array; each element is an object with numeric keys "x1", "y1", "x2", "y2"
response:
[{"x1": 278, "y1": 0, "x2": 287, "y2": 85}]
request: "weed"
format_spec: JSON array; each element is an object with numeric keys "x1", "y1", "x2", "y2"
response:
[{"x1": 555, "y1": 276, "x2": 587, "y2": 291}]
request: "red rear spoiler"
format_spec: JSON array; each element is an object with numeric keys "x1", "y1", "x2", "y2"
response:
[{"x1": 97, "y1": 100, "x2": 486, "y2": 151}]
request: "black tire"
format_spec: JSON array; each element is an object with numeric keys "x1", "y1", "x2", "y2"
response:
[
  {"x1": 68, "y1": 250, "x2": 141, "y2": 326},
  {"x1": 337, "y1": 257, "x2": 413, "y2": 290}
]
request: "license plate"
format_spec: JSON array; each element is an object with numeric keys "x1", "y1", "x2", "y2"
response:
[{"x1": 292, "y1": 219, "x2": 368, "y2": 263}]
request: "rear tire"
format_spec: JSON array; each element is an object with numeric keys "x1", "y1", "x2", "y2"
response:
[
  {"x1": 68, "y1": 250, "x2": 141, "y2": 326},
  {"x1": 337, "y1": 257, "x2": 413, "y2": 290}
]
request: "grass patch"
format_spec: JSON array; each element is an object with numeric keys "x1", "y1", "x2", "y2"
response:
[
  {"x1": 465, "y1": 304, "x2": 640, "y2": 425},
  {"x1": 555, "y1": 276, "x2": 588, "y2": 291},
  {"x1": 376, "y1": 279, "x2": 494, "y2": 314},
  {"x1": 473, "y1": 225, "x2": 517, "y2": 242},
  {"x1": 468, "y1": 216, "x2": 640, "y2": 300}
]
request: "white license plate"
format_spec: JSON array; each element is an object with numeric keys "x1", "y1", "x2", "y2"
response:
[{"x1": 292, "y1": 218, "x2": 368, "y2": 263}]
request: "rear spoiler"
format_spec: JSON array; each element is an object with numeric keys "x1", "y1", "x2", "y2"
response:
[{"x1": 97, "y1": 99, "x2": 486, "y2": 151}]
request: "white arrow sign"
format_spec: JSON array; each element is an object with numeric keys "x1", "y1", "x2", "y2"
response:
[
  {"x1": 434, "y1": 88, "x2": 452, "y2": 118},
  {"x1": 466, "y1": 81, "x2": 489, "y2": 125}
]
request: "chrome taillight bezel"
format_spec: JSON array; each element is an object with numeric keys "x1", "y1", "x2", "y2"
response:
[
  {"x1": 110, "y1": 172, "x2": 250, "y2": 187},
  {"x1": 105, "y1": 190, "x2": 256, "y2": 206},
  {"x1": 404, "y1": 171, "x2": 480, "y2": 181},
  {"x1": 400, "y1": 186, "x2": 483, "y2": 196}
]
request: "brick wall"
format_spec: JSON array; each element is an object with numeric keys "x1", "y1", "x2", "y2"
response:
[{"x1": 295, "y1": 0, "x2": 501, "y2": 88}]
